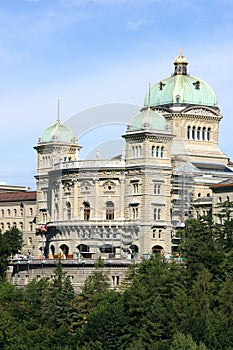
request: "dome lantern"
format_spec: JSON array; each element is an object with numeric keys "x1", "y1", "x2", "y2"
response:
[{"x1": 173, "y1": 48, "x2": 189, "y2": 76}]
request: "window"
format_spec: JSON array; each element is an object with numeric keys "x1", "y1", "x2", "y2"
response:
[
  {"x1": 1, "y1": 223, "x2": 4, "y2": 231},
  {"x1": 132, "y1": 207, "x2": 138, "y2": 220},
  {"x1": 219, "y1": 197, "x2": 222, "y2": 203},
  {"x1": 84, "y1": 202, "x2": 90, "y2": 221},
  {"x1": 29, "y1": 222, "x2": 33, "y2": 232},
  {"x1": 154, "y1": 184, "x2": 161, "y2": 194},
  {"x1": 156, "y1": 146, "x2": 159, "y2": 157},
  {"x1": 106, "y1": 201, "x2": 114, "y2": 220},
  {"x1": 7, "y1": 222, "x2": 10, "y2": 230},
  {"x1": 29, "y1": 208, "x2": 33, "y2": 216},
  {"x1": 192, "y1": 126, "x2": 195, "y2": 140},
  {"x1": 152, "y1": 229, "x2": 156, "y2": 239},
  {"x1": 66, "y1": 202, "x2": 71, "y2": 221},
  {"x1": 1, "y1": 210, "x2": 4, "y2": 218},
  {"x1": 19, "y1": 222, "x2": 23, "y2": 230},
  {"x1": 158, "y1": 229, "x2": 162, "y2": 238},
  {"x1": 202, "y1": 127, "x2": 206, "y2": 140},
  {"x1": 13, "y1": 222, "x2": 17, "y2": 228},
  {"x1": 152, "y1": 145, "x2": 155, "y2": 157},
  {"x1": 160, "y1": 146, "x2": 164, "y2": 158},
  {"x1": 207, "y1": 128, "x2": 211, "y2": 141},
  {"x1": 138, "y1": 146, "x2": 142, "y2": 157},
  {"x1": 154, "y1": 208, "x2": 161, "y2": 221},
  {"x1": 14, "y1": 209, "x2": 17, "y2": 217},
  {"x1": 187, "y1": 126, "x2": 191, "y2": 139},
  {"x1": 133, "y1": 183, "x2": 139, "y2": 194},
  {"x1": 197, "y1": 127, "x2": 201, "y2": 140},
  {"x1": 176, "y1": 95, "x2": 180, "y2": 103},
  {"x1": 7, "y1": 209, "x2": 11, "y2": 217}
]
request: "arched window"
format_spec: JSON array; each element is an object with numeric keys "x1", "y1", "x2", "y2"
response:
[
  {"x1": 219, "y1": 197, "x2": 222, "y2": 203},
  {"x1": 84, "y1": 201, "x2": 90, "y2": 221},
  {"x1": 29, "y1": 221, "x2": 33, "y2": 232},
  {"x1": 202, "y1": 127, "x2": 206, "y2": 140},
  {"x1": 160, "y1": 146, "x2": 164, "y2": 158},
  {"x1": 1, "y1": 223, "x2": 4, "y2": 231},
  {"x1": 29, "y1": 208, "x2": 33, "y2": 216},
  {"x1": 13, "y1": 222, "x2": 17, "y2": 228},
  {"x1": 197, "y1": 127, "x2": 201, "y2": 140},
  {"x1": 207, "y1": 127, "x2": 211, "y2": 141},
  {"x1": 19, "y1": 222, "x2": 23, "y2": 230},
  {"x1": 187, "y1": 126, "x2": 191, "y2": 139},
  {"x1": 227, "y1": 196, "x2": 230, "y2": 202},
  {"x1": 192, "y1": 126, "x2": 195, "y2": 140},
  {"x1": 156, "y1": 146, "x2": 159, "y2": 157},
  {"x1": 132, "y1": 146, "x2": 135, "y2": 157},
  {"x1": 132, "y1": 207, "x2": 138, "y2": 220},
  {"x1": 106, "y1": 201, "x2": 114, "y2": 220},
  {"x1": 138, "y1": 145, "x2": 142, "y2": 157},
  {"x1": 176, "y1": 95, "x2": 180, "y2": 103},
  {"x1": 152, "y1": 145, "x2": 155, "y2": 157},
  {"x1": 28, "y1": 236, "x2": 32, "y2": 246},
  {"x1": 1, "y1": 210, "x2": 4, "y2": 218},
  {"x1": 7, "y1": 222, "x2": 10, "y2": 230},
  {"x1": 66, "y1": 202, "x2": 71, "y2": 221},
  {"x1": 7, "y1": 209, "x2": 11, "y2": 217},
  {"x1": 14, "y1": 208, "x2": 17, "y2": 217}
]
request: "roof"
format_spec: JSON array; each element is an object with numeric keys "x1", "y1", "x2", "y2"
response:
[
  {"x1": 0, "y1": 191, "x2": 36, "y2": 203},
  {"x1": 144, "y1": 53, "x2": 218, "y2": 109},
  {"x1": 193, "y1": 162, "x2": 233, "y2": 173},
  {"x1": 210, "y1": 178, "x2": 233, "y2": 189},
  {"x1": 129, "y1": 108, "x2": 167, "y2": 132},
  {"x1": 40, "y1": 120, "x2": 76, "y2": 144}
]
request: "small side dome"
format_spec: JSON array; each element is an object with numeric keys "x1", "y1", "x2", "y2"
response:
[
  {"x1": 130, "y1": 109, "x2": 167, "y2": 131},
  {"x1": 40, "y1": 121, "x2": 76, "y2": 143}
]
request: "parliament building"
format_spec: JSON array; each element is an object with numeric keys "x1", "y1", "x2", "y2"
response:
[{"x1": 33, "y1": 51, "x2": 233, "y2": 261}]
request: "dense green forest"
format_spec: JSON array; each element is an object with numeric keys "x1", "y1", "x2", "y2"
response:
[{"x1": 0, "y1": 203, "x2": 232, "y2": 349}]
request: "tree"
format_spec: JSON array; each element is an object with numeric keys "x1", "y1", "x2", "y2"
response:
[
  {"x1": 179, "y1": 217, "x2": 224, "y2": 277},
  {"x1": 170, "y1": 332, "x2": 209, "y2": 350},
  {"x1": 215, "y1": 200, "x2": 233, "y2": 253},
  {"x1": 42, "y1": 259, "x2": 76, "y2": 335},
  {"x1": 4, "y1": 227, "x2": 23, "y2": 256},
  {"x1": 0, "y1": 227, "x2": 23, "y2": 279}
]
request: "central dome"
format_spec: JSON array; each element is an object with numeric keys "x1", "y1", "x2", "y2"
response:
[{"x1": 144, "y1": 52, "x2": 218, "y2": 109}]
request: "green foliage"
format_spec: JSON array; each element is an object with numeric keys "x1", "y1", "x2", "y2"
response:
[
  {"x1": 179, "y1": 216, "x2": 224, "y2": 277},
  {"x1": 170, "y1": 332, "x2": 209, "y2": 350},
  {"x1": 0, "y1": 227, "x2": 23, "y2": 278},
  {"x1": 0, "y1": 214, "x2": 232, "y2": 349}
]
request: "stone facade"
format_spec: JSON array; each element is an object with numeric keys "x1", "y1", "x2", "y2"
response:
[
  {"x1": 0, "y1": 186, "x2": 36, "y2": 256},
  {"x1": 33, "y1": 53, "x2": 233, "y2": 262}
]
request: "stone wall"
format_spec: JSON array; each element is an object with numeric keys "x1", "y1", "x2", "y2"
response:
[{"x1": 8, "y1": 258, "x2": 135, "y2": 292}]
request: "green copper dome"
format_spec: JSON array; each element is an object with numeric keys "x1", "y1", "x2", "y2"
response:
[
  {"x1": 41, "y1": 121, "x2": 75, "y2": 143},
  {"x1": 144, "y1": 52, "x2": 218, "y2": 108},
  {"x1": 130, "y1": 109, "x2": 167, "y2": 131}
]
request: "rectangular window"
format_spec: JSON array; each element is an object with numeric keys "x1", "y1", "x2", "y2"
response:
[
  {"x1": 154, "y1": 184, "x2": 161, "y2": 194},
  {"x1": 133, "y1": 183, "x2": 138, "y2": 194}
]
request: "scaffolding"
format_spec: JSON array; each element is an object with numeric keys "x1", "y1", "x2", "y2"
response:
[{"x1": 171, "y1": 163, "x2": 195, "y2": 228}]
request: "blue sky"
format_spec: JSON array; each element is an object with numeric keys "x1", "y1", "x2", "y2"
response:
[{"x1": 1, "y1": 0, "x2": 233, "y2": 188}]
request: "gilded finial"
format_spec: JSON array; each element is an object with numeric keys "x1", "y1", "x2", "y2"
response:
[{"x1": 179, "y1": 47, "x2": 183, "y2": 57}]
